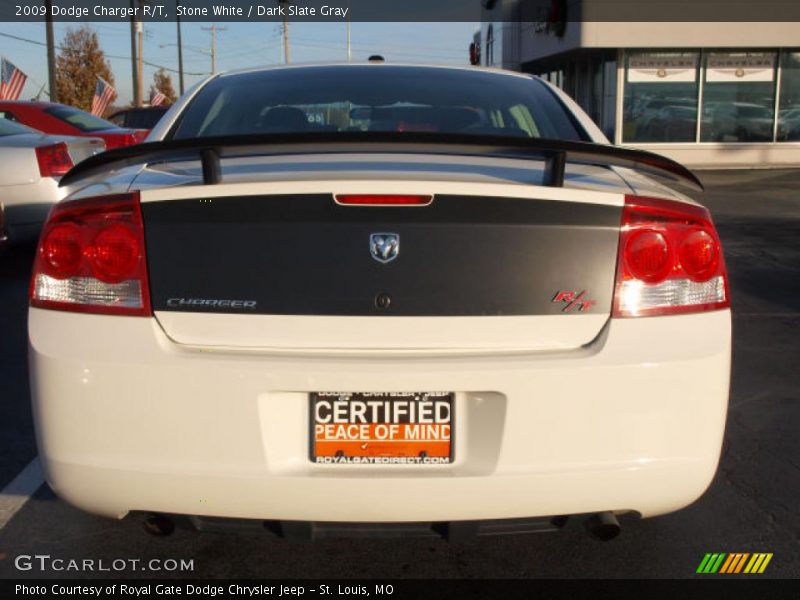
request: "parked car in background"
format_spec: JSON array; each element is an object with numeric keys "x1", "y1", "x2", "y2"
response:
[
  {"x1": 642, "y1": 105, "x2": 697, "y2": 141},
  {"x1": 0, "y1": 117, "x2": 104, "y2": 244},
  {"x1": 0, "y1": 101, "x2": 148, "y2": 149},
  {"x1": 108, "y1": 106, "x2": 169, "y2": 130},
  {"x1": 702, "y1": 102, "x2": 774, "y2": 142}
]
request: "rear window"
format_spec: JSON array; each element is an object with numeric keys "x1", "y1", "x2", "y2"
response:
[
  {"x1": 45, "y1": 106, "x2": 115, "y2": 132},
  {"x1": 171, "y1": 66, "x2": 587, "y2": 141},
  {"x1": 112, "y1": 108, "x2": 167, "y2": 129}
]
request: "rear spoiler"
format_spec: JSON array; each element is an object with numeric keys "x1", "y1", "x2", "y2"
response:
[{"x1": 59, "y1": 131, "x2": 703, "y2": 191}]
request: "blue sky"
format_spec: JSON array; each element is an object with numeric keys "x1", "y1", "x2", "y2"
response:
[{"x1": 0, "y1": 21, "x2": 478, "y2": 105}]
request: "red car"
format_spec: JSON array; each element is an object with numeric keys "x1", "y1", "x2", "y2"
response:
[{"x1": 0, "y1": 101, "x2": 148, "y2": 149}]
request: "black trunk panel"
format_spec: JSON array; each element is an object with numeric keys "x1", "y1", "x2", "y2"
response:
[{"x1": 142, "y1": 194, "x2": 620, "y2": 316}]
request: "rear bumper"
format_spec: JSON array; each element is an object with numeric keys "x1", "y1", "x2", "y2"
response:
[
  {"x1": 158, "y1": 513, "x2": 571, "y2": 540},
  {"x1": 29, "y1": 308, "x2": 731, "y2": 522}
]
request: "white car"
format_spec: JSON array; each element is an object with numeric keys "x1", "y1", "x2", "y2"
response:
[
  {"x1": 0, "y1": 118, "x2": 104, "y2": 244},
  {"x1": 28, "y1": 65, "x2": 731, "y2": 541}
]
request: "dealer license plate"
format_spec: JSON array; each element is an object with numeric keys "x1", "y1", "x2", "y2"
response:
[{"x1": 310, "y1": 392, "x2": 454, "y2": 465}]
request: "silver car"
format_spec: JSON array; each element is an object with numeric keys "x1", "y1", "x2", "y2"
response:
[{"x1": 0, "y1": 118, "x2": 104, "y2": 244}]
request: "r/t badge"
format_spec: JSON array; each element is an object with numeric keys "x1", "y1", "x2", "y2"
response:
[{"x1": 552, "y1": 290, "x2": 597, "y2": 312}]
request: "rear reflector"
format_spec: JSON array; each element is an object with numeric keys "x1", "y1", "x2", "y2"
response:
[
  {"x1": 35, "y1": 142, "x2": 73, "y2": 178},
  {"x1": 613, "y1": 195, "x2": 729, "y2": 317},
  {"x1": 30, "y1": 193, "x2": 151, "y2": 316},
  {"x1": 335, "y1": 194, "x2": 433, "y2": 206}
]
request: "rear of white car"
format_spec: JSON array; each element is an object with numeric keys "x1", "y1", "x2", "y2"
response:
[
  {"x1": 28, "y1": 65, "x2": 731, "y2": 538},
  {"x1": 0, "y1": 120, "x2": 104, "y2": 243}
]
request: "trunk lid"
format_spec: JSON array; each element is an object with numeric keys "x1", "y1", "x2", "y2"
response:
[
  {"x1": 64, "y1": 136, "x2": 106, "y2": 164},
  {"x1": 139, "y1": 155, "x2": 624, "y2": 352}
]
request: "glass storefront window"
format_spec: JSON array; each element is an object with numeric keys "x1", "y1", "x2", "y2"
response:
[
  {"x1": 700, "y1": 51, "x2": 777, "y2": 142},
  {"x1": 778, "y1": 51, "x2": 800, "y2": 142},
  {"x1": 623, "y1": 52, "x2": 699, "y2": 143}
]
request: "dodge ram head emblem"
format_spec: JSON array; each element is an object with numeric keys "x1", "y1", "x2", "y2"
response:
[{"x1": 370, "y1": 233, "x2": 400, "y2": 263}]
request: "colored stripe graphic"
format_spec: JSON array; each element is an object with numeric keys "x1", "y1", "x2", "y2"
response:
[
  {"x1": 720, "y1": 553, "x2": 750, "y2": 573},
  {"x1": 696, "y1": 554, "x2": 713, "y2": 573},
  {"x1": 734, "y1": 553, "x2": 750, "y2": 573},
  {"x1": 744, "y1": 553, "x2": 773, "y2": 574},
  {"x1": 699, "y1": 553, "x2": 773, "y2": 574},
  {"x1": 697, "y1": 553, "x2": 727, "y2": 573},
  {"x1": 719, "y1": 554, "x2": 735, "y2": 573}
]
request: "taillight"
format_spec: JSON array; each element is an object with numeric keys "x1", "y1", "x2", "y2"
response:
[
  {"x1": 103, "y1": 133, "x2": 142, "y2": 150},
  {"x1": 613, "y1": 195, "x2": 729, "y2": 317},
  {"x1": 335, "y1": 194, "x2": 433, "y2": 206},
  {"x1": 35, "y1": 142, "x2": 73, "y2": 178},
  {"x1": 30, "y1": 193, "x2": 151, "y2": 316}
]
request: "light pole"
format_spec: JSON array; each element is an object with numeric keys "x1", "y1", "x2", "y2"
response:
[
  {"x1": 130, "y1": 0, "x2": 140, "y2": 106},
  {"x1": 201, "y1": 25, "x2": 226, "y2": 74},
  {"x1": 176, "y1": 0, "x2": 184, "y2": 94},
  {"x1": 277, "y1": 0, "x2": 290, "y2": 64}
]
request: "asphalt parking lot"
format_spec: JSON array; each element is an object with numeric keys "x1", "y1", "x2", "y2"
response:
[{"x1": 0, "y1": 169, "x2": 798, "y2": 580}]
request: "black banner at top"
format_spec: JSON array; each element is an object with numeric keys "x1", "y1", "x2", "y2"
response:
[{"x1": 3, "y1": 0, "x2": 800, "y2": 23}]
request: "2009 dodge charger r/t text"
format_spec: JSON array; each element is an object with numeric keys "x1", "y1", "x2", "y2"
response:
[{"x1": 28, "y1": 64, "x2": 731, "y2": 541}]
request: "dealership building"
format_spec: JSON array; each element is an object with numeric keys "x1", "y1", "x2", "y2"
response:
[{"x1": 473, "y1": 1, "x2": 800, "y2": 167}]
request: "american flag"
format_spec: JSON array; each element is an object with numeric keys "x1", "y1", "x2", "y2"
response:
[
  {"x1": 150, "y1": 87, "x2": 167, "y2": 107},
  {"x1": 0, "y1": 58, "x2": 28, "y2": 100},
  {"x1": 91, "y1": 77, "x2": 117, "y2": 116}
]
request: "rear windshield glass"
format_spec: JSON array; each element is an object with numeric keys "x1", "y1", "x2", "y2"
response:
[
  {"x1": 45, "y1": 106, "x2": 115, "y2": 132},
  {"x1": 0, "y1": 117, "x2": 36, "y2": 137},
  {"x1": 114, "y1": 108, "x2": 167, "y2": 129},
  {"x1": 171, "y1": 66, "x2": 587, "y2": 141}
]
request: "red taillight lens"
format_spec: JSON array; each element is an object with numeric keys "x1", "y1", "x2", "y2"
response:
[
  {"x1": 89, "y1": 223, "x2": 141, "y2": 283},
  {"x1": 335, "y1": 194, "x2": 433, "y2": 206},
  {"x1": 40, "y1": 223, "x2": 82, "y2": 278},
  {"x1": 35, "y1": 142, "x2": 73, "y2": 178},
  {"x1": 679, "y1": 229, "x2": 720, "y2": 281},
  {"x1": 613, "y1": 195, "x2": 729, "y2": 317},
  {"x1": 30, "y1": 193, "x2": 151, "y2": 316},
  {"x1": 623, "y1": 230, "x2": 672, "y2": 283}
]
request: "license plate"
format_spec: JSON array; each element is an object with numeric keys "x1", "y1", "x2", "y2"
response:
[{"x1": 310, "y1": 392, "x2": 454, "y2": 465}]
